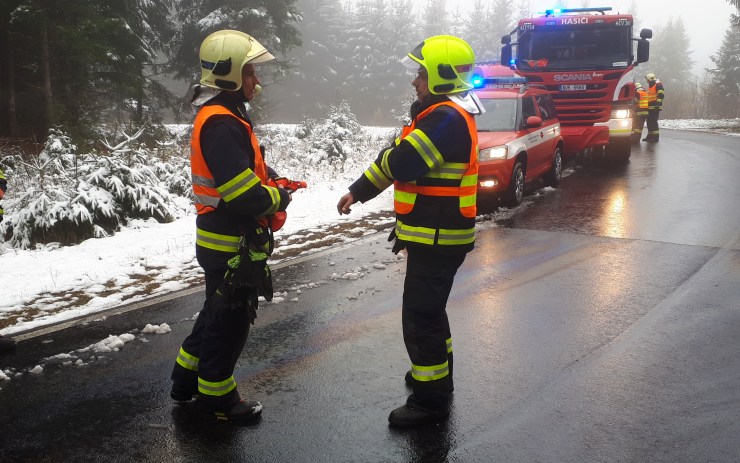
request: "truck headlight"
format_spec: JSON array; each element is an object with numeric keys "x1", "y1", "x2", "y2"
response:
[
  {"x1": 611, "y1": 109, "x2": 631, "y2": 119},
  {"x1": 480, "y1": 145, "x2": 508, "y2": 160}
]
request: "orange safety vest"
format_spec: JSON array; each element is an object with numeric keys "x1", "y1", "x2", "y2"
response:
[
  {"x1": 190, "y1": 105, "x2": 268, "y2": 215},
  {"x1": 394, "y1": 101, "x2": 479, "y2": 219},
  {"x1": 636, "y1": 89, "x2": 649, "y2": 110},
  {"x1": 646, "y1": 82, "x2": 659, "y2": 103}
]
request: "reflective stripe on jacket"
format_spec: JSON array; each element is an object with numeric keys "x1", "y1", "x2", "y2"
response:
[{"x1": 191, "y1": 105, "x2": 269, "y2": 214}]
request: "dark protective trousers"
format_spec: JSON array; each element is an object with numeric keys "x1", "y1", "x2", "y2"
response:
[
  {"x1": 402, "y1": 246, "x2": 466, "y2": 410},
  {"x1": 633, "y1": 113, "x2": 647, "y2": 139},
  {"x1": 646, "y1": 110, "x2": 660, "y2": 140},
  {"x1": 171, "y1": 268, "x2": 254, "y2": 410}
]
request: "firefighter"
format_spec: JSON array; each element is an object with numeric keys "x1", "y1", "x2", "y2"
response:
[
  {"x1": 170, "y1": 30, "x2": 292, "y2": 422},
  {"x1": 643, "y1": 72, "x2": 665, "y2": 142},
  {"x1": 337, "y1": 35, "x2": 481, "y2": 427},
  {"x1": 632, "y1": 82, "x2": 649, "y2": 142},
  {"x1": 0, "y1": 168, "x2": 16, "y2": 355}
]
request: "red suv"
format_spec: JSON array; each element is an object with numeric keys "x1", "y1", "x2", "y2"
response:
[{"x1": 474, "y1": 67, "x2": 564, "y2": 207}]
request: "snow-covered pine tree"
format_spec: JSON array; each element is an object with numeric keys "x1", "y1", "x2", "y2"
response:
[
  {"x1": 0, "y1": 128, "x2": 188, "y2": 249},
  {"x1": 648, "y1": 17, "x2": 695, "y2": 119},
  {"x1": 707, "y1": 21, "x2": 740, "y2": 118},
  {"x1": 284, "y1": 0, "x2": 349, "y2": 119},
  {"x1": 462, "y1": 1, "x2": 494, "y2": 63}
]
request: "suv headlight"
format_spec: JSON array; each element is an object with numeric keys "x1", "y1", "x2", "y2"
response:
[
  {"x1": 480, "y1": 145, "x2": 508, "y2": 160},
  {"x1": 611, "y1": 108, "x2": 631, "y2": 119}
]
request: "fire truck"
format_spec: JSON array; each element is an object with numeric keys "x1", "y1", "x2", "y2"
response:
[{"x1": 500, "y1": 7, "x2": 652, "y2": 162}]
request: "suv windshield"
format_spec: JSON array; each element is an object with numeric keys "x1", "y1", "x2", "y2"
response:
[
  {"x1": 517, "y1": 26, "x2": 632, "y2": 70},
  {"x1": 476, "y1": 98, "x2": 518, "y2": 132}
]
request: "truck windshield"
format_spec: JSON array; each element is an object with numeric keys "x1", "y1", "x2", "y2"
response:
[
  {"x1": 517, "y1": 26, "x2": 631, "y2": 71},
  {"x1": 476, "y1": 98, "x2": 518, "y2": 132}
]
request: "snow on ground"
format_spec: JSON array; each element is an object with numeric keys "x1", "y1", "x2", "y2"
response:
[{"x1": 0, "y1": 119, "x2": 737, "y2": 380}]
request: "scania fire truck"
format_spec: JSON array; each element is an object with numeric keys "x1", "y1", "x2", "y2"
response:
[{"x1": 500, "y1": 7, "x2": 652, "y2": 162}]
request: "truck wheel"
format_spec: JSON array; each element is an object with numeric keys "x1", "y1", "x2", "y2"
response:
[
  {"x1": 605, "y1": 138, "x2": 631, "y2": 163},
  {"x1": 544, "y1": 147, "x2": 562, "y2": 187},
  {"x1": 504, "y1": 161, "x2": 525, "y2": 207}
]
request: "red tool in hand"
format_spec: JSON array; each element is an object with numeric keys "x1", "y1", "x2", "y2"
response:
[
  {"x1": 259, "y1": 177, "x2": 307, "y2": 232},
  {"x1": 267, "y1": 177, "x2": 307, "y2": 193}
]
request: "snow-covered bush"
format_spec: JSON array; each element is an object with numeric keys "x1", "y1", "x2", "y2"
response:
[{"x1": 0, "y1": 128, "x2": 190, "y2": 249}]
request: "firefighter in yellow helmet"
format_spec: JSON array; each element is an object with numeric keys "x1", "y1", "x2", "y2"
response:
[
  {"x1": 643, "y1": 72, "x2": 665, "y2": 142},
  {"x1": 337, "y1": 35, "x2": 482, "y2": 427},
  {"x1": 632, "y1": 82, "x2": 649, "y2": 141},
  {"x1": 170, "y1": 30, "x2": 292, "y2": 422}
]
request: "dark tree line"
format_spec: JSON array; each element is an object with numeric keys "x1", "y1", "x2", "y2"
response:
[
  {"x1": 0, "y1": 0, "x2": 736, "y2": 145},
  {"x1": 0, "y1": 0, "x2": 302, "y2": 144}
]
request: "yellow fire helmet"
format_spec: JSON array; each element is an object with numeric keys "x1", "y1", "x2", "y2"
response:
[
  {"x1": 401, "y1": 35, "x2": 476, "y2": 95},
  {"x1": 635, "y1": 82, "x2": 643, "y2": 89},
  {"x1": 646, "y1": 72, "x2": 657, "y2": 82},
  {"x1": 199, "y1": 30, "x2": 275, "y2": 91}
]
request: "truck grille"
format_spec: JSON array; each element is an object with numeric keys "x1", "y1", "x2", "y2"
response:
[{"x1": 548, "y1": 88, "x2": 611, "y2": 125}]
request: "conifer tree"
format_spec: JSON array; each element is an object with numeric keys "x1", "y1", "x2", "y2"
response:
[
  {"x1": 707, "y1": 22, "x2": 740, "y2": 118},
  {"x1": 648, "y1": 17, "x2": 695, "y2": 118}
]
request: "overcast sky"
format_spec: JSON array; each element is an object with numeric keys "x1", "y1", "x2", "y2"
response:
[{"x1": 442, "y1": 0, "x2": 737, "y2": 74}]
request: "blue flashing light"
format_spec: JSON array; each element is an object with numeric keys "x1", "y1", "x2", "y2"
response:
[
  {"x1": 471, "y1": 74, "x2": 484, "y2": 88},
  {"x1": 553, "y1": 8, "x2": 562, "y2": 14},
  {"x1": 509, "y1": 58, "x2": 516, "y2": 66}
]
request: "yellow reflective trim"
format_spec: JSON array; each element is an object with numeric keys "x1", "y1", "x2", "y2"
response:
[
  {"x1": 405, "y1": 129, "x2": 443, "y2": 169},
  {"x1": 364, "y1": 164, "x2": 393, "y2": 190},
  {"x1": 437, "y1": 227, "x2": 475, "y2": 245},
  {"x1": 196, "y1": 228, "x2": 240, "y2": 253},
  {"x1": 218, "y1": 169, "x2": 261, "y2": 202},
  {"x1": 411, "y1": 360, "x2": 449, "y2": 381},
  {"x1": 394, "y1": 190, "x2": 416, "y2": 205},
  {"x1": 460, "y1": 174, "x2": 478, "y2": 187},
  {"x1": 198, "y1": 376, "x2": 238, "y2": 397},
  {"x1": 396, "y1": 221, "x2": 436, "y2": 245},
  {"x1": 446, "y1": 338, "x2": 453, "y2": 353},
  {"x1": 381, "y1": 148, "x2": 394, "y2": 179},
  {"x1": 261, "y1": 185, "x2": 281, "y2": 214},
  {"x1": 460, "y1": 194, "x2": 476, "y2": 208},
  {"x1": 425, "y1": 162, "x2": 467, "y2": 179},
  {"x1": 176, "y1": 347, "x2": 199, "y2": 371}
]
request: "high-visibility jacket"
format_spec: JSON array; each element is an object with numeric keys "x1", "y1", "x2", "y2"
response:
[
  {"x1": 356, "y1": 99, "x2": 478, "y2": 251},
  {"x1": 191, "y1": 106, "x2": 269, "y2": 215},
  {"x1": 635, "y1": 88, "x2": 649, "y2": 115},
  {"x1": 191, "y1": 104, "x2": 283, "y2": 257},
  {"x1": 647, "y1": 80, "x2": 664, "y2": 110}
]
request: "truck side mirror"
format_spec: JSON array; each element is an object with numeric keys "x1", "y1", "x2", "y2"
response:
[
  {"x1": 636, "y1": 39, "x2": 650, "y2": 64},
  {"x1": 640, "y1": 28, "x2": 653, "y2": 39},
  {"x1": 501, "y1": 35, "x2": 511, "y2": 45},
  {"x1": 501, "y1": 44, "x2": 513, "y2": 68}
]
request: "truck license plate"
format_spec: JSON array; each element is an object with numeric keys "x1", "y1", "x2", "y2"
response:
[{"x1": 560, "y1": 84, "x2": 587, "y2": 91}]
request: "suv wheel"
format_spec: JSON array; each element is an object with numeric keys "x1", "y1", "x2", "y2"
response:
[
  {"x1": 504, "y1": 161, "x2": 525, "y2": 207},
  {"x1": 544, "y1": 146, "x2": 562, "y2": 187}
]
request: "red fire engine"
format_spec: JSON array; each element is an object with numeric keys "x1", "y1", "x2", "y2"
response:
[{"x1": 501, "y1": 7, "x2": 652, "y2": 162}]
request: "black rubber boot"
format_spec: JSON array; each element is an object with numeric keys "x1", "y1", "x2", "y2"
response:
[
  {"x1": 170, "y1": 381, "x2": 197, "y2": 403},
  {"x1": 388, "y1": 399, "x2": 449, "y2": 427},
  {"x1": 0, "y1": 334, "x2": 16, "y2": 355},
  {"x1": 200, "y1": 400, "x2": 263, "y2": 423}
]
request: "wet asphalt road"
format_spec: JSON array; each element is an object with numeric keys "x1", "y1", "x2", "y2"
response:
[{"x1": 1, "y1": 129, "x2": 739, "y2": 462}]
